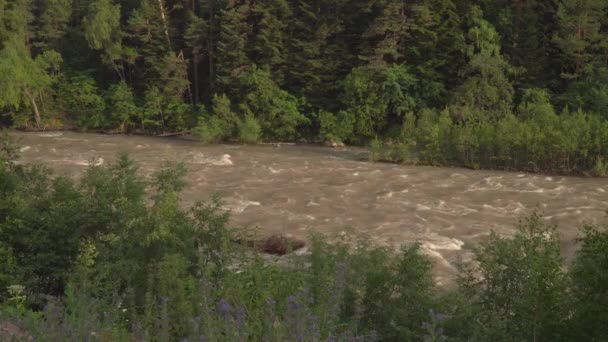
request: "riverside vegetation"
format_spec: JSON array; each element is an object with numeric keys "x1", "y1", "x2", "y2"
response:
[
  {"x1": 1, "y1": 0, "x2": 608, "y2": 175},
  {"x1": 1, "y1": 134, "x2": 608, "y2": 341}
]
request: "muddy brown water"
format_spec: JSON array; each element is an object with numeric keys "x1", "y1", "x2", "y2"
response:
[{"x1": 11, "y1": 131, "x2": 608, "y2": 284}]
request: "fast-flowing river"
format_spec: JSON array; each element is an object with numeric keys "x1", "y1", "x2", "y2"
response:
[{"x1": 11, "y1": 131, "x2": 608, "y2": 284}]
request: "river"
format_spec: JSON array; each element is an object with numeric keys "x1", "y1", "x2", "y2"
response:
[{"x1": 11, "y1": 131, "x2": 608, "y2": 284}]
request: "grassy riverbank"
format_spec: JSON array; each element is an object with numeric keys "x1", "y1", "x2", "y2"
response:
[{"x1": 1, "y1": 134, "x2": 607, "y2": 341}]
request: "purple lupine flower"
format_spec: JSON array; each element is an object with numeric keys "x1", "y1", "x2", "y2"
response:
[
  {"x1": 326, "y1": 262, "x2": 348, "y2": 325},
  {"x1": 217, "y1": 298, "x2": 233, "y2": 316},
  {"x1": 423, "y1": 309, "x2": 449, "y2": 342},
  {"x1": 285, "y1": 288, "x2": 320, "y2": 341},
  {"x1": 236, "y1": 307, "x2": 246, "y2": 330},
  {"x1": 263, "y1": 298, "x2": 277, "y2": 342}
]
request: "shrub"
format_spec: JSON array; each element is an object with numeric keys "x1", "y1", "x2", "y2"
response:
[
  {"x1": 454, "y1": 211, "x2": 567, "y2": 341},
  {"x1": 236, "y1": 67, "x2": 309, "y2": 141},
  {"x1": 195, "y1": 94, "x2": 239, "y2": 143},
  {"x1": 3, "y1": 134, "x2": 608, "y2": 341},
  {"x1": 56, "y1": 73, "x2": 106, "y2": 129},
  {"x1": 341, "y1": 64, "x2": 417, "y2": 140},
  {"x1": 238, "y1": 114, "x2": 262, "y2": 144},
  {"x1": 568, "y1": 225, "x2": 608, "y2": 340},
  {"x1": 592, "y1": 156, "x2": 607, "y2": 177},
  {"x1": 369, "y1": 137, "x2": 382, "y2": 162},
  {"x1": 317, "y1": 110, "x2": 354, "y2": 144},
  {"x1": 105, "y1": 81, "x2": 138, "y2": 131},
  {"x1": 196, "y1": 115, "x2": 231, "y2": 144}
]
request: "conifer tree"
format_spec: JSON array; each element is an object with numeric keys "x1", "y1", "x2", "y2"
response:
[
  {"x1": 34, "y1": 0, "x2": 73, "y2": 49},
  {"x1": 361, "y1": 1, "x2": 407, "y2": 64},
  {"x1": 553, "y1": 0, "x2": 607, "y2": 79},
  {"x1": 553, "y1": 0, "x2": 608, "y2": 116},
  {"x1": 250, "y1": 0, "x2": 292, "y2": 84},
  {"x1": 184, "y1": 11, "x2": 207, "y2": 104},
  {"x1": 451, "y1": 6, "x2": 514, "y2": 121},
  {"x1": 285, "y1": 0, "x2": 323, "y2": 97},
  {"x1": 215, "y1": 3, "x2": 250, "y2": 95}
]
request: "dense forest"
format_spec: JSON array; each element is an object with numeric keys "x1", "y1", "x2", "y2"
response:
[
  {"x1": 1, "y1": 0, "x2": 608, "y2": 173},
  {"x1": 1, "y1": 135, "x2": 608, "y2": 341}
]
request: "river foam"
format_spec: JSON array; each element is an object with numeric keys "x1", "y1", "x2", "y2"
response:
[{"x1": 10, "y1": 131, "x2": 608, "y2": 282}]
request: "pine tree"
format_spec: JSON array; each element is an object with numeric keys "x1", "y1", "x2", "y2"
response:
[
  {"x1": 215, "y1": 3, "x2": 250, "y2": 95},
  {"x1": 285, "y1": 0, "x2": 349, "y2": 110},
  {"x1": 403, "y1": 0, "x2": 466, "y2": 107},
  {"x1": 361, "y1": 1, "x2": 407, "y2": 64},
  {"x1": 553, "y1": 0, "x2": 607, "y2": 79},
  {"x1": 486, "y1": 1, "x2": 551, "y2": 89},
  {"x1": 250, "y1": 0, "x2": 292, "y2": 84},
  {"x1": 451, "y1": 6, "x2": 514, "y2": 121},
  {"x1": 553, "y1": 0, "x2": 608, "y2": 116},
  {"x1": 34, "y1": 0, "x2": 73, "y2": 49},
  {"x1": 185, "y1": 11, "x2": 207, "y2": 105},
  {"x1": 1, "y1": 0, "x2": 33, "y2": 43},
  {"x1": 127, "y1": 0, "x2": 173, "y2": 66},
  {"x1": 285, "y1": 0, "x2": 323, "y2": 99}
]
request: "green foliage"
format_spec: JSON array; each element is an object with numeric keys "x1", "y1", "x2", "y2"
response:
[
  {"x1": 195, "y1": 94, "x2": 239, "y2": 143},
  {"x1": 455, "y1": 211, "x2": 567, "y2": 341},
  {"x1": 155, "y1": 53, "x2": 191, "y2": 102},
  {"x1": 196, "y1": 115, "x2": 230, "y2": 144},
  {"x1": 0, "y1": 38, "x2": 60, "y2": 127},
  {"x1": 36, "y1": 0, "x2": 72, "y2": 46},
  {"x1": 569, "y1": 225, "x2": 608, "y2": 340},
  {"x1": 215, "y1": 4, "x2": 250, "y2": 94},
  {"x1": 553, "y1": 0, "x2": 607, "y2": 79},
  {"x1": 317, "y1": 111, "x2": 354, "y2": 144},
  {"x1": 83, "y1": 0, "x2": 121, "y2": 51},
  {"x1": 250, "y1": 0, "x2": 292, "y2": 84},
  {"x1": 592, "y1": 156, "x2": 607, "y2": 177},
  {"x1": 238, "y1": 114, "x2": 262, "y2": 144},
  {"x1": 398, "y1": 93, "x2": 608, "y2": 174},
  {"x1": 57, "y1": 73, "x2": 106, "y2": 129},
  {"x1": 341, "y1": 64, "x2": 417, "y2": 141},
  {"x1": 0, "y1": 243, "x2": 18, "y2": 299},
  {"x1": 451, "y1": 6, "x2": 514, "y2": 120},
  {"x1": 105, "y1": 81, "x2": 138, "y2": 130},
  {"x1": 2, "y1": 138, "x2": 608, "y2": 341},
  {"x1": 369, "y1": 137, "x2": 382, "y2": 162},
  {"x1": 141, "y1": 86, "x2": 164, "y2": 129},
  {"x1": 1, "y1": 0, "x2": 608, "y2": 173},
  {"x1": 0, "y1": 162, "x2": 87, "y2": 303},
  {"x1": 237, "y1": 67, "x2": 308, "y2": 141}
]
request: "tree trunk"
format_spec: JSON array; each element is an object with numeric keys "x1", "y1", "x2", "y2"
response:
[
  {"x1": 23, "y1": 87, "x2": 41, "y2": 129},
  {"x1": 193, "y1": 58, "x2": 199, "y2": 105},
  {"x1": 207, "y1": 0, "x2": 215, "y2": 95},
  {"x1": 158, "y1": 0, "x2": 172, "y2": 49}
]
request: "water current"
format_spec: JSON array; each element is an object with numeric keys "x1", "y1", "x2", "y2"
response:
[{"x1": 12, "y1": 132, "x2": 608, "y2": 284}]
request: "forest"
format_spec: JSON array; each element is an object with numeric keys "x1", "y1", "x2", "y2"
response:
[
  {"x1": 2, "y1": 1, "x2": 608, "y2": 340},
  {"x1": 1, "y1": 0, "x2": 608, "y2": 174},
  {"x1": 1, "y1": 134, "x2": 608, "y2": 341}
]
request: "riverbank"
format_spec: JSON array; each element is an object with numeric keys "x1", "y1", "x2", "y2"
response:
[
  {"x1": 10, "y1": 130, "x2": 608, "y2": 283},
  {"x1": 10, "y1": 125, "x2": 607, "y2": 178}
]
